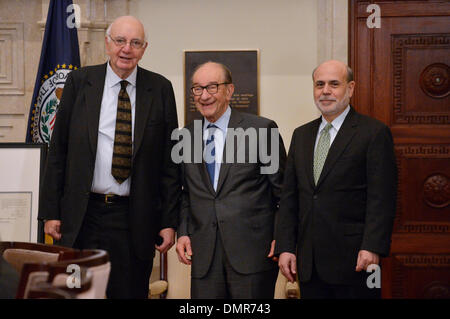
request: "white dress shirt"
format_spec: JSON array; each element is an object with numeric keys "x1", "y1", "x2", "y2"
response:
[
  {"x1": 91, "y1": 62, "x2": 137, "y2": 196},
  {"x1": 203, "y1": 106, "x2": 231, "y2": 191},
  {"x1": 314, "y1": 105, "x2": 350, "y2": 152}
]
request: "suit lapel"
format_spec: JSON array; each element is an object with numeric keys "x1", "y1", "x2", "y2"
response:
[
  {"x1": 216, "y1": 109, "x2": 244, "y2": 195},
  {"x1": 86, "y1": 64, "x2": 107, "y2": 156},
  {"x1": 316, "y1": 107, "x2": 358, "y2": 187},
  {"x1": 133, "y1": 67, "x2": 154, "y2": 160}
]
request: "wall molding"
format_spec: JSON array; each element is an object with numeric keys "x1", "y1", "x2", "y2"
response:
[{"x1": 0, "y1": 22, "x2": 24, "y2": 95}]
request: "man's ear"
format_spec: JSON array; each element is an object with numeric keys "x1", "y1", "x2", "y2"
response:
[
  {"x1": 347, "y1": 80, "x2": 355, "y2": 98},
  {"x1": 226, "y1": 83, "x2": 235, "y2": 99},
  {"x1": 105, "y1": 36, "x2": 111, "y2": 55}
]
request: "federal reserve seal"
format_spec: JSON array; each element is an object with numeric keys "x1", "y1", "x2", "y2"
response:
[{"x1": 29, "y1": 64, "x2": 77, "y2": 143}]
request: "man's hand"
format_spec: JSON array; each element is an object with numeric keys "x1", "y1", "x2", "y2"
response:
[
  {"x1": 278, "y1": 252, "x2": 297, "y2": 283},
  {"x1": 267, "y1": 240, "x2": 278, "y2": 262},
  {"x1": 355, "y1": 250, "x2": 379, "y2": 272},
  {"x1": 44, "y1": 220, "x2": 62, "y2": 240},
  {"x1": 155, "y1": 228, "x2": 175, "y2": 254},
  {"x1": 176, "y1": 235, "x2": 192, "y2": 265}
]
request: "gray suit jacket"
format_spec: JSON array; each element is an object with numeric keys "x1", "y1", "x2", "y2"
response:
[
  {"x1": 39, "y1": 63, "x2": 181, "y2": 260},
  {"x1": 178, "y1": 109, "x2": 286, "y2": 278}
]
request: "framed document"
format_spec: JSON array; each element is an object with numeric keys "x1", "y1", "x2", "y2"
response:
[
  {"x1": 184, "y1": 50, "x2": 259, "y2": 125},
  {"x1": 0, "y1": 143, "x2": 47, "y2": 243}
]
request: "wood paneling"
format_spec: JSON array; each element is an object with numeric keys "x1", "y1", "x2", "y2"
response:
[{"x1": 349, "y1": 0, "x2": 450, "y2": 298}]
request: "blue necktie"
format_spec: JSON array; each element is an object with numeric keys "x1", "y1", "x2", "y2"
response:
[{"x1": 205, "y1": 124, "x2": 217, "y2": 187}]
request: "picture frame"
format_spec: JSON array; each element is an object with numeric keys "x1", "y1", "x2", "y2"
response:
[
  {"x1": 0, "y1": 143, "x2": 47, "y2": 243},
  {"x1": 184, "y1": 50, "x2": 259, "y2": 125}
]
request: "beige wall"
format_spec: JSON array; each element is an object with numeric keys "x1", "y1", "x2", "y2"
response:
[
  {"x1": 0, "y1": 0, "x2": 348, "y2": 298},
  {"x1": 130, "y1": 0, "x2": 323, "y2": 146},
  {"x1": 0, "y1": 0, "x2": 129, "y2": 142},
  {"x1": 135, "y1": 0, "x2": 348, "y2": 298},
  {"x1": 0, "y1": 0, "x2": 347, "y2": 146}
]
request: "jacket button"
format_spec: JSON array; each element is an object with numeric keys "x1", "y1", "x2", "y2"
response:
[{"x1": 313, "y1": 195, "x2": 318, "y2": 200}]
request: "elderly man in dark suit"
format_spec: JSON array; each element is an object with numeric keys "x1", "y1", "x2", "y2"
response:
[
  {"x1": 275, "y1": 60, "x2": 397, "y2": 299},
  {"x1": 39, "y1": 16, "x2": 180, "y2": 299},
  {"x1": 176, "y1": 61, "x2": 286, "y2": 298}
]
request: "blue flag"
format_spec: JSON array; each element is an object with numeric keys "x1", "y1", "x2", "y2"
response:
[{"x1": 26, "y1": 0, "x2": 80, "y2": 143}]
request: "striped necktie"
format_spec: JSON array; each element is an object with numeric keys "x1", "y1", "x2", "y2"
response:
[
  {"x1": 313, "y1": 122, "x2": 333, "y2": 185},
  {"x1": 205, "y1": 124, "x2": 217, "y2": 188},
  {"x1": 111, "y1": 80, "x2": 132, "y2": 184}
]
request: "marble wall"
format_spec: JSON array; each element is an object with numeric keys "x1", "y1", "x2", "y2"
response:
[
  {"x1": 0, "y1": 0, "x2": 129, "y2": 142},
  {"x1": 0, "y1": 0, "x2": 348, "y2": 143}
]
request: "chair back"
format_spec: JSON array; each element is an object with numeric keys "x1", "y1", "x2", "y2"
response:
[
  {"x1": 0, "y1": 241, "x2": 76, "y2": 298},
  {"x1": 0, "y1": 241, "x2": 73, "y2": 273},
  {"x1": 27, "y1": 266, "x2": 93, "y2": 299},
  {"x1": 51, "y1": 249, "x2": 110, "y2": 299},
  {"x1": 149, "y1": 251, "x2": 168, "y2": 299}
]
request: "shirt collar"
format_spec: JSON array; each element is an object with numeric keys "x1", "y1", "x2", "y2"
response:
[
  {"x1": 319, "y1": 105, "x2": 350, "y2": 132},
  {"x1": 106, "y1": 61, "x2": 137, "y2": 88},
  {"x1": 203, "y1": 106, "x2": 231, "y2": 134}
]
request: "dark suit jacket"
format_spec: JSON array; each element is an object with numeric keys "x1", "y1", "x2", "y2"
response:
[
  {"x1": 0, "y1": 257, "x2": 19, "y2": 299},
  {"x1": 38, "y1": 63, "x2": 180, "y2": 260},
  {"x1": 275, "y1": 107, "x2": 397, "y2": 285},
  {"x1": 178, "y1": 109, "x2": 287, "y2": 278}
]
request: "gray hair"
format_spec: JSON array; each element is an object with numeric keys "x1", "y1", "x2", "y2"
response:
[
  {"x1": 105, "y1": 19, "x2": 148, "y2": 42},
  {"x1": 312, "y1": 64, "x2": 354, "y2": 82},
  {"x1": 191, "y1": 61, "x2": 233, "y2": 84}
]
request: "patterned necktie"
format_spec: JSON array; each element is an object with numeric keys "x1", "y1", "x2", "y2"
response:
[
  {"x1": 313, "y1": 122, "x2": 333, "y2": 185},
  {"x1": 111, "y1": 80, "x2": 132, "y2": 184},
  {"x1": 205, "y1": 124, "x2": 217, "y2": 188}
]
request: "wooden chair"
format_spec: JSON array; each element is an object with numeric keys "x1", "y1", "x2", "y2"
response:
[
  {"x1": 51, "y1": 249, "x2": 111, "y2": 299},
  {"x1": 149, "y1": 246, "x2": 192, "y2": 299},
  {"x1": 0, "y1": 241, "x2": 75, "y2": 274},
  {"x1": 26, "y1": 266, "x2": 93, "y2": 299},
  {"x1": 274, "y1": 270, "x2": 301, "y2": 299},
  {"x1": 0, "y1": 241, "x2": 77, "y2": 298},
  {"x1": 149, "y1": 247, "x2": 301, "y2": 299},
  {"x1": 148, "y1": 251, "x2": 168, "y2": 299}
]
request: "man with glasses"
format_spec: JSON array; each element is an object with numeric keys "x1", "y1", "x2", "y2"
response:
[
  {"x1": 39, "y1": 16, "x2": 180, "y2": 298},
  {"x1": 176, "y1": 61, "x2": 286, "y2": 298}
]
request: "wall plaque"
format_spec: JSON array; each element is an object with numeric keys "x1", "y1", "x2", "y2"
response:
[{"x1": 184, "y1": 50, "x2": 259, "y2": 125}]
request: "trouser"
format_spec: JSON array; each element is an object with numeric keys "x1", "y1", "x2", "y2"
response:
[
  {"x1": 299, "y1": 260, "x2": 381, "y2": 299},
  {"x1": 191, "y1": 231, "x2": 278, "y2": 299},
  {"x1": 73, "y1": 197, "x2": 152, "y2": 299}
]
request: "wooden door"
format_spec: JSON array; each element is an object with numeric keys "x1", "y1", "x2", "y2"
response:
[{"x1": 349, "y1": 0, "x2": 450, "y2": 298}]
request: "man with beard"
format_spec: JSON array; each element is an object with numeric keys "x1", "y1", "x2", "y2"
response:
[{"x1": 275, "y1": 60, "x2": 397, "y2": 298}]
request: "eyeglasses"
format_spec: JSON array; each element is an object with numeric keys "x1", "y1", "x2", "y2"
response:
[
  {"x1": 191, "y1": 83, "x2": 230, "y2": 96},
  {"x1": 108, "y1": 35, "x2": 146, "y2": 49}
]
